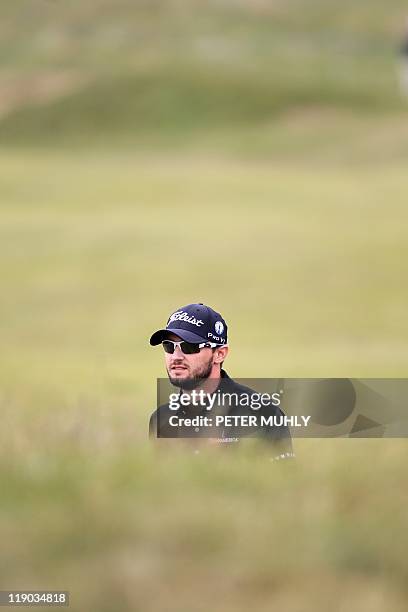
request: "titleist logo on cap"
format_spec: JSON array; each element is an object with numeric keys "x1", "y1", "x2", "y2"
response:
[{"x1": 168, "y1": 311, "x2": 204, "y2": 327}]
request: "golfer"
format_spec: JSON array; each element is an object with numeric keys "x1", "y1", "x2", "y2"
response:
[
  {"x1": 149, "y1": 303, "x2": 293, "y2": 458},
  {"x1": 400, "y1": 18, "x2": 408, "y2": 96}
]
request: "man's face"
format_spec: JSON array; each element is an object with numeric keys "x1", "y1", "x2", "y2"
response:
[{"x1": 164, "y1": 333, "x2": 215, "y2": 389}]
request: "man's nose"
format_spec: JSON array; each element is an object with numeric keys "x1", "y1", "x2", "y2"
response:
[{"x1": 173, "y1": 345, "x2": 184, "y2": 358}]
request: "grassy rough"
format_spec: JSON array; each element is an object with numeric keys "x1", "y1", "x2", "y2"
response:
[{"x1": 1, "y1": 0, "x2": 408, "y2": 145}]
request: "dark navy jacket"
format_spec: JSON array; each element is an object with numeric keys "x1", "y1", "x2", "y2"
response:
[{"x1": 149, "y1": 370, "x2": 294, "y2": 459}]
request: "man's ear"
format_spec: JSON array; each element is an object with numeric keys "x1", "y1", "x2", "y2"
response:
[{"x1": 214, "y1": 346, "x2": 228, "y2": 364}]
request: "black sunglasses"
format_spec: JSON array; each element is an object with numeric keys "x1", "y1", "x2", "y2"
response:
[{"x1": 162, "y1": 340, "x2": 221, "y2": 355}]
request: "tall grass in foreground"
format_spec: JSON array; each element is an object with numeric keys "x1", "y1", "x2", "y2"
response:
[{"x1": 1, "y1": 434, "x2": 407, "y2": 612}]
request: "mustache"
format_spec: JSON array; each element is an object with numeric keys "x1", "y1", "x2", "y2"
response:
[{"x1": 169, "y1": 359, "x2": 188, "y2": 367}]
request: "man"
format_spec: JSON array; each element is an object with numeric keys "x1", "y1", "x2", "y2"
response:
[
  {"x1": 149, "y1": 303, "x2": 293, "y2": 459},
  {"x1": 399, "y1": 18, "x2": 408, "y2": 96}
]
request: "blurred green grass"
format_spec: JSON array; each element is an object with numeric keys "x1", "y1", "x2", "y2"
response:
[
  {"x1": 1, "y1": 441, "x2": 408, "y2": 612},
  {"x1": 1, "y1": 1, "x2": 408, "y2": 610},
  {"x1": 1, "y1": 0, "x2": 408, "y2": 147},
  {"x1": 1, "y1": 150, "x2": 408, "y2": 610}
]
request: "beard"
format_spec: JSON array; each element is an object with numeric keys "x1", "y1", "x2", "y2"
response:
[{"x1": 167, "y1": 356, "x2": 214, "y2": 391}]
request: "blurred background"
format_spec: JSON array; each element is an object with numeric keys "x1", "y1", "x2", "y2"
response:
[{"x1": 1, "y1": 1, "x2": 408, "y2": 610}]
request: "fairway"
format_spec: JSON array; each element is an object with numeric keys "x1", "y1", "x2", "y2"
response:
[
  {"x1": 2, "y1": 150, "x2": 408, "y2": 395},
  {"x1": 2, "y1": 145, "x2": 408, "y2": 610}
]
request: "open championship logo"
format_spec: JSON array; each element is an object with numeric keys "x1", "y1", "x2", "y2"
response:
[{"x1": 214, "y1": 321, "x2": 224, "y2": 335}]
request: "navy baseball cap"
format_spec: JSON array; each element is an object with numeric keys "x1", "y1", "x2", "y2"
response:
[{"x1": 150, "y1": 303, "x2": 228, "y2": 346}]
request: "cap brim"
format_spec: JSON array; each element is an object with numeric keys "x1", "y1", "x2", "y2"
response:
[{"x1": 149, "y1": 327, "x2": 206, "y2": 345}]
